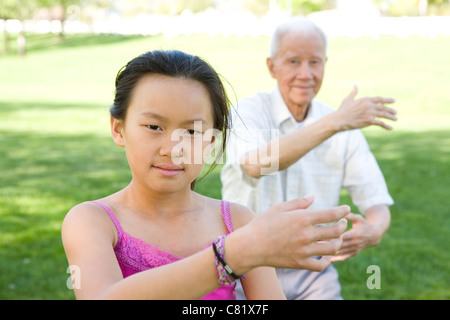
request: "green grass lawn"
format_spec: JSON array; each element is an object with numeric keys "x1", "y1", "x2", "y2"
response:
[{"x1": 0, "y1": 32, "x2": 449, "y2": 299}]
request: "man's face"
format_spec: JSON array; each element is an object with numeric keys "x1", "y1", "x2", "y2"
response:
[{"x1": 267, "y1": 31, "x2": 327, "y2": 114}]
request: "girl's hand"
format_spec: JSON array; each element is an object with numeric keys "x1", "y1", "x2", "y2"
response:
[{"x1": 226, "y1": 194, "x2": 349, "y2": 274}]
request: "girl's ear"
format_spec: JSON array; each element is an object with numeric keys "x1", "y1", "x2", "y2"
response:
[{"x1": 111, "y1": 115, "x2": 125, "y2": 147}]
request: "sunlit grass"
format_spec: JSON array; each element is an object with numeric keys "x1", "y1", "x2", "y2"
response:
[{"x1": 0, "y1": 32, "x2": 449, "y2": 299}]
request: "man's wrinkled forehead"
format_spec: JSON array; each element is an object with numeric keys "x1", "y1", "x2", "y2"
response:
[{"x1": 275, "y1": 31, "x2": 327, "y2": 59}]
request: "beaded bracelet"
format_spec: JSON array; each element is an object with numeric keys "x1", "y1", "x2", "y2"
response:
[{"x1": 212, "y1": 235, "x2": 244, "y2": 286}]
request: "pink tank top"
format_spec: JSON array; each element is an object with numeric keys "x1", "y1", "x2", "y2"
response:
[{"x1": 92, "y1": 200, "x2": 236, "y2": 300}]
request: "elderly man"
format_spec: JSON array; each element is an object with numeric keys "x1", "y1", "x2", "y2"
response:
[{"x1": 221, "y1": 17, "x2": 397, "y2": 299}]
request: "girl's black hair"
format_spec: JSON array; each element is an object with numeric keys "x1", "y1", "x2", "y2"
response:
[{"x1": 111, "y1": 50, "x2": 231, "y2": 189}]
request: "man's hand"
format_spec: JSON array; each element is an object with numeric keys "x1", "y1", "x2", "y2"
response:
[
  {"x1": 332, "y1": 205, "x2": 391, "y2": 262},
  {"x1": 335, "y1": 85, "x2": 398, "y2": 131},
  {"x1": 331, "y1": 213, "x2": 383, "y2": 262}
]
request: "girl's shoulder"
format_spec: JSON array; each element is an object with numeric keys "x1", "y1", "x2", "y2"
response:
[
  {"x1": 63, "y1": 201, "x2": 113, "y2": 227},
  {"x1": 227, "y1": 201, "x2": 257, "y2": 230},
  {"x1": 202, "y1": 196, "x2": 256, "y2": 231},
  {"x1": 62, "y1": 200, "x2": 118, "y2": 249}
]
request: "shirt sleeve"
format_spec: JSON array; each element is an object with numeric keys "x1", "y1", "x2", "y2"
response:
[
  {"x1": 342, "y1": 130, "x2": 394, "y2": 214},
  {"x1": 220, "y1": 97, "x2": 273, "y2": 212}
]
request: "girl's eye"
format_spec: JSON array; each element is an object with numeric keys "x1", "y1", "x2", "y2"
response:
[
  {"x1": 147, "y1": 125, "x2": 162, "y2": 131},
  {"x1": 186, "y1": 129, "x2": 201, "y2": 136}
]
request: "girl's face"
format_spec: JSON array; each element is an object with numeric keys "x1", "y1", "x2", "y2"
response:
[{"x1": 111, "y1": 74, "x2": 215, "y2": 194}]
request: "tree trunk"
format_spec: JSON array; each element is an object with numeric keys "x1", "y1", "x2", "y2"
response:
[
  {"x1": 419, "y1": 0, "x2": 428, "y2": 16},
  {"x1": 18, "y1": 28, "x2": 26, "y2": 56},
  {"x1": 3, "y1": 24, "x2": 9, "y2": 54},
  {"x1": 17, "y1": 0, "x2": 26, "y2": 56}
]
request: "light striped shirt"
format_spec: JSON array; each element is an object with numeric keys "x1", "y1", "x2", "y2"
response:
[{"x1": 221, "y1": 87, "x2": 393, "y2": 215}]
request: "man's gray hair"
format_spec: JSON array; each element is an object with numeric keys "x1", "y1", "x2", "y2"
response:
[{"x1": 269, "y1": 17, "x2": 328, "y2": 58}]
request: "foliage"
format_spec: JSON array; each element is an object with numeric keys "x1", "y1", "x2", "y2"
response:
[
  {"x1": 173, "y1": 0, "x2": 215, "y2": 14},
  {"x1": 0, "y1": 0, "x2": 81, "y2": 19},
  {"x1": 290, "y1": 0, "x2": 333, "y2": 15},
  {"x1": 377, "y1": 0, "x2": 450, "y2": 16}
]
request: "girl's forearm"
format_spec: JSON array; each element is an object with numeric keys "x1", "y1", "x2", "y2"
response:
[
  {"x1": 98, "y1": 229, "x2": 253, "y2": 300},
  {"x1": 99, "y1": 248, "x2": 221, "y2": 300}
]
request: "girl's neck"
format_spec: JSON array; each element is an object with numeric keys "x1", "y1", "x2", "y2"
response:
[{"x1": 119, "y1": 181, "x2": 198, "y2": 220}]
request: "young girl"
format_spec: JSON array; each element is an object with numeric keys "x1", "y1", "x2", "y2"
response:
[{"x1": 62, "y1": 50, "x2": 349, "y2": 299}]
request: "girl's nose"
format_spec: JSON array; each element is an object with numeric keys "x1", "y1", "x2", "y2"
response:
[{"x1": 159, "y1": 134, "x2": 183, "y2": 159}]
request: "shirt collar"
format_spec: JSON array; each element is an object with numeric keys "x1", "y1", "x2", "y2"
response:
[
  {"x1": 270, "y1": 86, "x2": 294, "y2": 128},
  {"x1": 270, "y1": 86, "x2": 319, "y2": 127}
]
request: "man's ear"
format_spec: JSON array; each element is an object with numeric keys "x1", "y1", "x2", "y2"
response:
[
  {"x1": 266, "y1": 57, "x2": 277, "y2": 79},
  {"x1": 111, "y1": 115, "x2": 125, "y2": 147}
]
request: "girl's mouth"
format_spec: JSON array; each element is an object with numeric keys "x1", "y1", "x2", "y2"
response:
[{"x1": 153, "y1": 164, "x2": 184, "y2": 177}]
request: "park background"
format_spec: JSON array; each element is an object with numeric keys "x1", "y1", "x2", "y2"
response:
[{"x1": 0, "y1": 0, "x2": 449, "y2": 299}]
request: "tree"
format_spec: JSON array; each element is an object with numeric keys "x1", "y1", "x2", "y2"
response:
[
  {"x1": 0, "y1": 0, "x2": 17, "y2": 54},
  {"x1": 39, "y1": 0, "x2": 81, "y2": 40},
  {"x1": 15, "y1": 0, "x2": 39, "y2": 56},
  {"x1": 289, "y1": 0, "x2": 334, "y2": 15}
]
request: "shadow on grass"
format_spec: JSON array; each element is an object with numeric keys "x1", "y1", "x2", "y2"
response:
[
  {"x1": 0, "y1": 106, "x2": 448, "y2": 298},
  {"x1": 195, "y1": 129, "x2": 450, "y2": 299},
  {"x1": 1, "y1": 131, "x2": 130, "y2": 203},
  {"x1": 0, "y1": 104, "x2": 131, "y2": 298},
  {"x1": 0, "y1": 32, "x2": 151, "y2": 56},
  {"x1": 0, "y1": 100, "x2": 109, "y2": 114},
  {"x1": 336, "y1": 129, "x2": 450, "y2": 299},
  {"x1": 364, "y1": 129, "x2": 450, "y2": 211}
]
